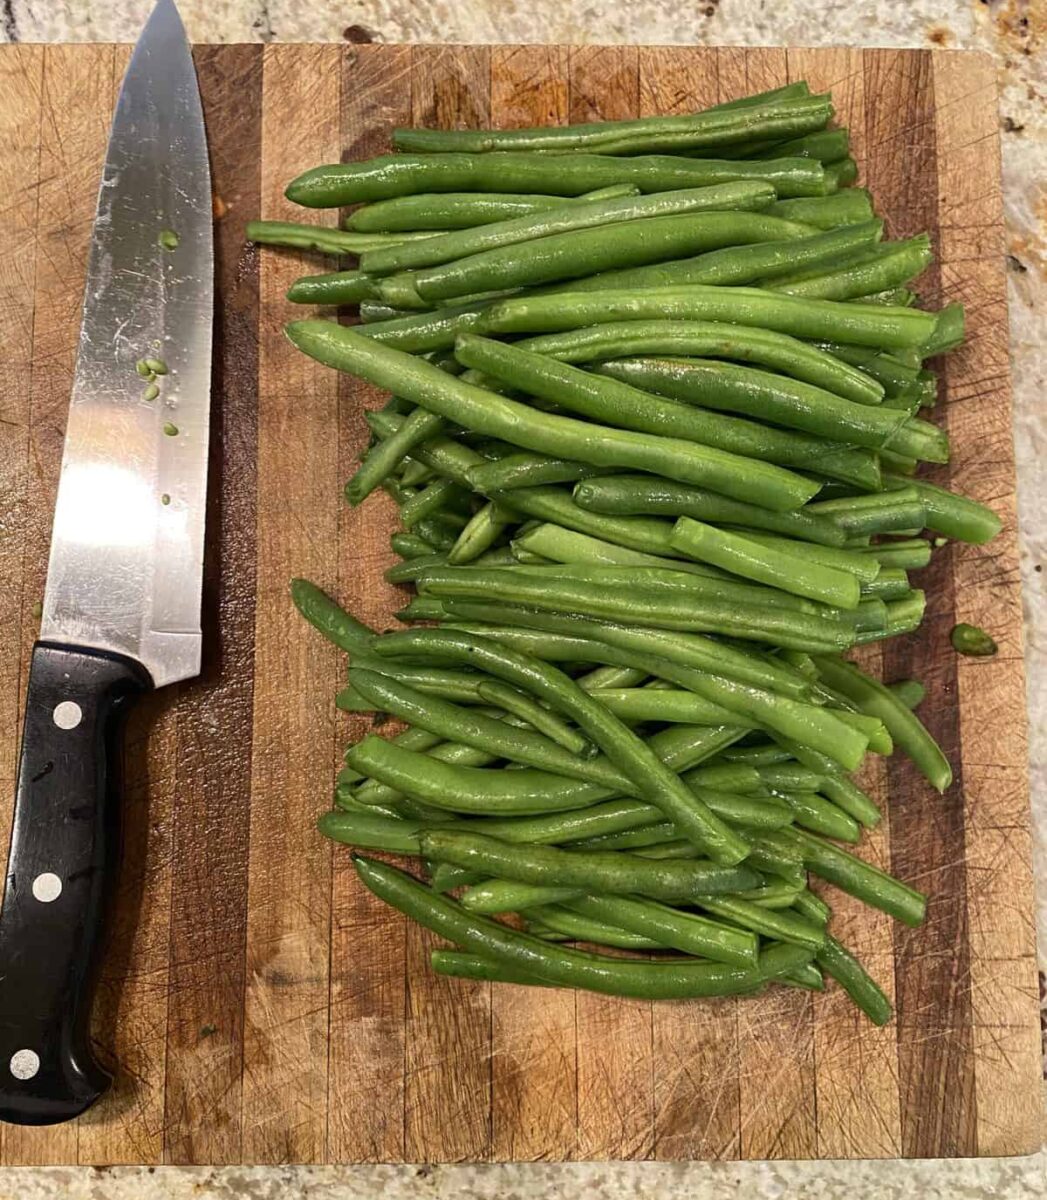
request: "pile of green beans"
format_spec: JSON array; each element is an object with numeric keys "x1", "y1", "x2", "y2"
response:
[{"x1": 251, "y1": 81, "x2": 1004, "y2": 1027}]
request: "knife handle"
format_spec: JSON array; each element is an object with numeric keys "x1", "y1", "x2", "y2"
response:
[{"x1": 0, "y1": 642, "x2": 148, "y2": 1126}]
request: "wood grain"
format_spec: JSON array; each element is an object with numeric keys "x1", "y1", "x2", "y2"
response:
[
  {"x1": 240, "y1": 45, "x2": 341, "y2": 1165},
  {"x1": 162, "y1": 42, "x2": 263, "y2": 1167},
  {"x1": 489, "y1": 46, "x2": 579, "y2": 1164},
  {"x1": 327, "y1": 42, "x2": 412, "y2": 1166},
  {"x1": 647, "y1": 46, "x2": 734, "y2": 1165},
  {"x1": 401, "y1": 44, "x2": 494, "y2": 1167},
  {"x1": 0, "y1": 43, "x2": 1039, "y2": 1165},
  {"x1": 0, "y1": 40, "x2": 42, "y2": 1172},
  {"x1": 786, "y1": 46, "x2": 903, "y2": 1162}
]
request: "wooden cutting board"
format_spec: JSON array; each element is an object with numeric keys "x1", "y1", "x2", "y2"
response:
[{"x1": 0, "y1": 42, "x2": 1041, "y2": 1167}]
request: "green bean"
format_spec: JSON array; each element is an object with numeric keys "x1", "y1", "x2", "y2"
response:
[
  {"x1": 423, "y1": 568, "x2": 855, "y2": 651},
  {"x1": 376, "y1": 628, "x2": 752, "y2": 861},
  {"x1": 392, "y1": 95, "x2": 833, "y2": 155},
  {"x1": 778, "y1": 826, "x2": 927, "y2": 926},
  {"x1": 569, "y1": 793, "x2": 793, "y2": 842},
  {"x1": 476, "y1": 800, "x2": 678, "y2": 847},
  {"x1": 774, "y1": 789, "x2": 861, "y2": 842},
  {"x1": 475, "y1": 680, "x2": 589, "y2": 754},
  {"x1": 825, "y1": 158, "x2": 858, "y2": 189},
  {"x1": 445, "y1": 501, "x2": 512, "y2": 565},
  {"x1": 463, "y1": 346, "x2": 883, "y2": 492},
  {"x1": 859, "y1": 567, "x2": 911, "y2": 601},
  {"x1": 669, "y1": 517, "x2": 861, "y2": 609},
  {"x1": 587, "y1": 688, "x2": 739, "y2": 726},
  {"x1": 360, "y1": 300, "x2": 418, "y2": 322},
  {"x1": 767, "y1": 189, "x2": 875, "y2": 229},
  {"x1": 888, "y1": 678, "x2": 926, "y2": 709},
  {"x1": 807, "y1": 487, "x2": 928, "y2": 536},
  {"x1": 481, "y1": 606, "x2": 816, "y2": 693},
  {"x1": 950, "y1": 622, "x2": 998, "y2": 657},
  {"x1": 552, "y1": 221, "x2": 883, "y2": 300},
  {"x1": 921, "y1": 302, "x2": 965, "y2": 356},
  {"x1": 572, "y1": 476, "x2": 846, "y2": 546},
  {"x1": 816, "y1": 935, "x2": 892, "y2": 1025},
  {"x1": 392, "y1": 418, "x2": 809, "y2": 589},
  {"x1": 422, "y1": 829, "x2": 758, "y2": 902},
  {"x1": 291, "y1": 321, "x2": 821, "y2": 509},
  {"x1": 569, "y1": 895, "x2": 758, "y2": 966},
  {"x1": 287, "y1": 151, "x2": 831, "y2": 208},
  {"x1": 739, "y1": 880, "x2": 804, "y2": 909},
  {"x1": 287, "y1": 269, "x2": 378, "y2": 305},
  {"x1": 408, "y1": 518, "x2": 459, "y2": 551},
  {"x1": 390, "y1": 531, "x2": 437, "y2": 559},
  {"x1": 512, "y1": 521, "x2": 704, "y2": 572},
  {"x1": 395, "y1": 596, "x2": 452, "y2": 622},
  {"x1": 429, "y1": 950, "x2": 552, "y2": 985},
  {"x1": 818, "y1": 342, "x2": 932, "y2": 400},
  {"x1": 724, "y1": 533, "x2": 882, "y2": 584},
  {"x1": 357, "y1": 857, "x2": 815, "y2": 997},
  {"x1": 753, "y1": 128, "x2": 850, "y2": 163},
  {"x1": 291, "y1": 577, "x2": 376, "y2": 654},
  {"x1": 514, "y1": 316, "x2": 884, "y2": 406},
  {"x1": 595, "y1": 359, "x2": 946, "y2": 461},
  {"x1": 862, "y1": 538, "x2": 932, "y2": 570},
  {"x1": 455, "y1": 335, "x2": 819, "y2": 512},
  {"x1": 855, "y1": 590, "x2": 925, "y2": 643},
  {"x1": 246, "y1": 219, "x2": 438, "y2": 255},
  {"x1": 435, "y1": 604, "x2": 865, "y2": 768},
  {"x1": 461, "y1": 879, "x2": 584, "y2": 913},
  {"x1": 722, "y1": 742, "x2": 793, "y2": 766},
  {"x1": 353, "y1": 409, "x2": 447, "y2": 504},
  {"x1": 399, "y1": 477, "x2": 467, "y2": 528},
  {"x1": 428, "y1": 949, "x2": 781, "y2": 995},
  {"x1": 710, "y1": 83, "x2": 812, "y2": 110},
  {"x1": 883, "y1": 472, "x2": 1000, "y2": 544},
  {"x1": 522, "y1": 905, "x2": 661, "y2": 950},
  {"x1": 768, "y1": 737, "x2": 882, "y2": 829},
  {"x1": 352, "y1": 300, "x2": 494, "y2": 353},
  {"x1": 697, "y1": 896, "x2": 826, "y2": 951},
  {"x1": 473, "y1": 563, "x2": 841, "y2": 619},
  {"x1": 824, "y1": 706, "x2": 892, "y2": 753},
  {"x1": 812, "y1": 655, "x2": 950, "y2": 791},
  {"x1": 347, "y1": 736, "x2": 610, "y2": 814},
  {"x1": 468, "y1": 453, "x2": 611, "y2": 492},
  {"x1": 385, "y1": 552, "x2": 448, "y2": 584},
  {"x1": 746, "y1": 837, "x2": 806, "y2": 887},
  {"x1": 757, "y1": 763, "x2": 824, "y2": 791},
  {"x1": 385, "y1": 208, "x2": 837, "y2": 306},
  {"x1": 361, "y1": 182, "x2": 777, "y2": 276},
  {"x1": 792, "y1": 888, "x2": 832, "y2": 926},
  {"x1": 768, "y1": 235, "x2": 933, "y2": 301},
  {"x1": 318, "y1": 809, "x2": 438, "y2": 854},
  {"x1": 338, "y1": 664, "x2": 483, "y2": 708},
  {"x1": 479, "y1": 285, "x2": 940, "y2": 350},
  {"x1": 429, "y1": 868, "x2": 482, "y2": 897},
  {"x1": 347, "y1": 188, "x2": 639, "y2": 232}
]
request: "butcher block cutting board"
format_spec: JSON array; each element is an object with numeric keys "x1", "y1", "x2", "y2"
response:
[{"x1": 0, "y1": 42, "x2": 1042, "y2": 1167}]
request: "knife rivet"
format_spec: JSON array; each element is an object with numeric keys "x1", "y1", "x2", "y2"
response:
[
  {"x1": 9, "y1": 1050, "x2": 39, "y2": 1081},
  {"x1": 31, "y1": 873, "x2": 62, "y2": 904},
  {"x1": 52, "y1": 701, "x2": 82, "y2": 731}
]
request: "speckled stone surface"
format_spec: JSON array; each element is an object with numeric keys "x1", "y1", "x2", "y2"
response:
[{"x1": 1, "y1": 0, "x2": 1046, "y2": 1195}]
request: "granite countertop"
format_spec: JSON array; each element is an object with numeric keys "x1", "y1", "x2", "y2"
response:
[{"x1": 1, "y1": 0, "x2": 1045, "y2": 1196}]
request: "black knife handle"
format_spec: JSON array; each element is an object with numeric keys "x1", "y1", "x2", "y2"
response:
[{"x1": 0, "y1": 642, "x2": 149, "y2": 1126}]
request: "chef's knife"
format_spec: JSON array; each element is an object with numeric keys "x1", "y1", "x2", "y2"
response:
[{"x1": 0, "y1": 0, "x2": 212, "y2": 1125}]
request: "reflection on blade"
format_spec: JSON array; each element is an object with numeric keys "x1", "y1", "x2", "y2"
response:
[{"x1": 40, "y1": 0, "x2": 213, "y2": 688}]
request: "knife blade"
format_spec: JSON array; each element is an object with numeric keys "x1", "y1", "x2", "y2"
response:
[{"x1": 0, "y1": 0, "x2": 212, "y2": 1126}]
